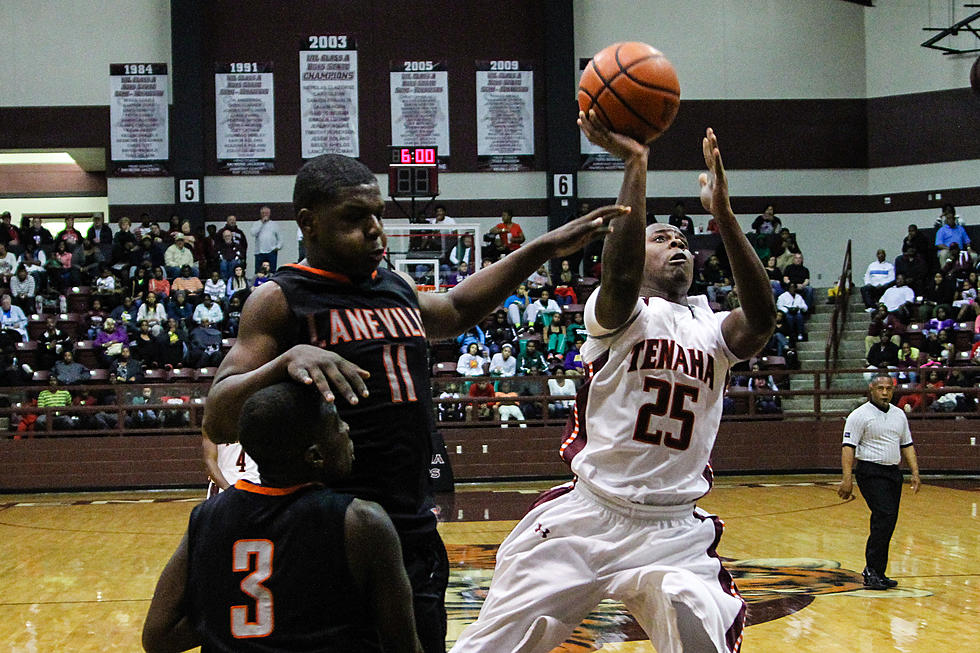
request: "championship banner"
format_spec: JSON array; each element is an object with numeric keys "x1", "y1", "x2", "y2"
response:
[
  {"x1": 299, "y1": 35, "x2": 359, "y2": 158},
  {"x1": 578, "y1": 58, "x2": 623, "y2": 171},
  {"x1": 215, "y1": 62, "x2": 275, "y2": 174},
  {"x1": 390, "y1": 60, "x2": 450, "y2": 159},
  {"x1": 475, "y1": 60, "x2": 534, "y2": 171},
  {"x1": 109, "y1": 63, "x2": 169, "y2": 175}
]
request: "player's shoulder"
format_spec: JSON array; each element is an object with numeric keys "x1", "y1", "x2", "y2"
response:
[{"x1": 344, "y1": 497, "x2": 398, "y2": 542}]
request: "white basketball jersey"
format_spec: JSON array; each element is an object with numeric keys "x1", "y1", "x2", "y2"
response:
[
  {"x1": 216, "y1": 442, "x2": 260, "y2": 489},
  {"x1": 561, "y1": 292, "x2": 740, "y2": 506}
]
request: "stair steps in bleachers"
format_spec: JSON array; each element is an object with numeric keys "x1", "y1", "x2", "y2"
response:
[{"x1": 779, "y1": 287, "x2": 868, "y2": 418}]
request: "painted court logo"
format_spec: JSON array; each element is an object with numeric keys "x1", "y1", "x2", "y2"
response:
[{"x1": 445, "y1": 545, "x2": 929, "y2": 650}]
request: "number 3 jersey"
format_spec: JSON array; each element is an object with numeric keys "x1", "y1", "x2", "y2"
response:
[
  {"x1": 562, "y1": 292, "x2": 741, "y2": 506},
  {"x1": 272, "y1": 265, "x2": 436, "y2": 535},
  {"x1": 187, "y1": 481, "x2": 383, "y2": 652}
]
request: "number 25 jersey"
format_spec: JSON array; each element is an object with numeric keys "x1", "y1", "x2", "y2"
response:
[{"x1": 561, "y1": 292, "x2": 741, "y2": 506}]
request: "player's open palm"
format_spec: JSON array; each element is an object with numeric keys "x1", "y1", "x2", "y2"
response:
[
  {"x1": 578, "y1": 110, "x2": 648, "y2": 161},
  {"x1": 546, "y1": 205, "x2": 629, "y2": 258},
  {"x1": 284, "y1": 344, "x2": 370, "y2": 405},
  {"x1": 699, "y1": 128, "x2": 734, "y2": 219}
]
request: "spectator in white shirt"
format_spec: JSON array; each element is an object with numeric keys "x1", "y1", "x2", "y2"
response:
[
  {"x1": 136, "y1": 291, "x2": 168, "y2": 335},
  {"x1": 203, "y1": 270, "x2": 226, "y2": 303},
  {"x1": 0, "y1": 293, "x2": 28, "y2": 341},
  {"x1": 250, "y1": 205, "x2": 282, "y2": 272},
  {"x1": 547, "y1": 367, "x2": 577, "y2": 417},
  {"x1": 426, "y1": 205, "x2": 457, "y2": 264},
  {"x1": 9, "y1": 265, "x2": 36, "y2": 313},
  {"x1": 164, "y1": 234, "x2": 196, "y2": 278},
  {"x1": 524, "y1": 290, "x2": 562, "y2": 330},
  {"x1": 879, "y1": 274, "x2": 915, "y2": 320},
  {"x1": 776, "y1": 283, "x2": 809, "y2": 341},
  {"x1": 192, "y1": 294, "x2": 224, "y2": 326},
  {"x1": 489, "y1": 343, "x2": 517, "y2": 377},
  {"x1": 456, "y1": 343, "x2": 487, "y2": 377},
  {"x1": 0, "y1": 243, "x2": 17, "y2": 282},
  {"x1": 861, "y1": 249, "x2": 896, "y2": 310}
]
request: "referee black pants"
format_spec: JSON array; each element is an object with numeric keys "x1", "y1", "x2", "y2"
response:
[{"x1": 855, "y1": 460, "x2": 903, "y2": 575}]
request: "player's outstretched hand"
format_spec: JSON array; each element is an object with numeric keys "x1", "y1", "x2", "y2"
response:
[
  {"x1": 699, "y1": 127, "x2": 734, "y2": 220},
  {"x1": 543, "y1": 205, "x2": 629, "y2": 258},
  {"x1": 578, "y1": 110, "x2": 648, "y2": 161},
  {"x1": 284, "y1": 344, "x2": 371, "y2": 405}
]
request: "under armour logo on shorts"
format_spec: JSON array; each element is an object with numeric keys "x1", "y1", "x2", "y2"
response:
[{"x1": 534, "y1": 523, "x2": 550, "y2": 538}]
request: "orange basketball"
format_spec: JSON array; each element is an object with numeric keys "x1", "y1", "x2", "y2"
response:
[{"x1": 578, "y1": 42, "x2": 680, "y2": 144}]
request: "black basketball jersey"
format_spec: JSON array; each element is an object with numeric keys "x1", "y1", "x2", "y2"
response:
[
  {"x1": 187, "y1": 480, "x2": 382, "y2": 652},
  {"x1": 272, "y1": 265, "x2": 436, "y2": 534}
]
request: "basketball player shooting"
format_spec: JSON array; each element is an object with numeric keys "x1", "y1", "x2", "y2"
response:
[
  {"x1": 202, "y1": 153, "x2": 627, "y2": 652},
  {"x1": 450, "y1": 115, "x2": 775, "y2": 653}
]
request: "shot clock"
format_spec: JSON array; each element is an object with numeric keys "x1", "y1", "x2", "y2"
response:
[
  {"x1": 388, "y1": 146, "x2": 439, "y2": 197},
  {"x1": 390, "y1": 146, "x2": 437, "y2": 166}
]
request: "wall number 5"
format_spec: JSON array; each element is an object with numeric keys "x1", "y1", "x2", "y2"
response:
[
  {"x1": 632, "y1": 377, "x2": 698, "y2": 451},
  {"x1": 178, "y1": 179, "x2": 201, "y2": 203}
]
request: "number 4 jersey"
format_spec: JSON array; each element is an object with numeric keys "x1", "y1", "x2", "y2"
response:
[{"x1": 562, "y1": 293, "x2": 741, "y2": 506}]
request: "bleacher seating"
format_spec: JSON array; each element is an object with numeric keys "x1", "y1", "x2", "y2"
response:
[
  {"x1": 432, "y1": 362, "x2": 457, "y2": 377},
  {"x1": 74, "y1": 340, "x2": 99, "y2": 369}
]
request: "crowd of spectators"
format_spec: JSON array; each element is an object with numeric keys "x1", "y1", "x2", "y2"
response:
[
  {"x1": 858, "y1": 203, "x2": 980, "y2": 412},
  {"x1": 0, "y1": 210, "x2": 276, "y2": 393},
  {"x1": 8, "y1": 200, "x2": 977, "y2": 432}
]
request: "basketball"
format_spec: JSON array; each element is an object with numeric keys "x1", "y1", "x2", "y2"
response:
[
  {"x1": 971, "y1": 55, "x2": 980, "y2": 94},
  {"x1": 578, "y1": 42, "x2": 680, "y2": 144}
]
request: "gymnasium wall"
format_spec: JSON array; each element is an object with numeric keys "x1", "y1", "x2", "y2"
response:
[
  {"x1": 3, "y1": 419, "x2": 976, "y2": 490},
  {"x1": 1, "y1": 0, "x2": 979, "y2": 283}
]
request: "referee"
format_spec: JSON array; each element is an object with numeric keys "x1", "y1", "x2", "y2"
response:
[{"x1": 838, "y1": 374, "x2": 920, "y2": 590}]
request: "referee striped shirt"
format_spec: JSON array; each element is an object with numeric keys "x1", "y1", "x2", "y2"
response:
[{"x1": 842, "y1": 401, "x2": 913, "y2": 466}]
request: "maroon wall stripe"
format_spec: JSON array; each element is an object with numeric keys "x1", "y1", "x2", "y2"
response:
[
  {"x1": 3, "y1": 91, "x2": 977, "y2": 176},
  {"x1": 108, "y1": 186, "x2": 980, "y2": 227}
]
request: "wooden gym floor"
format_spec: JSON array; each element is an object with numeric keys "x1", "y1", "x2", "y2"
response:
[{"x1": 1, "y1": 475, "x2": 977, "y2": 652}]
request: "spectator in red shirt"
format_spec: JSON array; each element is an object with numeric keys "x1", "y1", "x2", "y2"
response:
[
  {"x1": 465, "y1": 378, "x2": 497, "y2": 422},
  {"x1": 488, "y1": 209, "x2": 525, "y2": 258}
]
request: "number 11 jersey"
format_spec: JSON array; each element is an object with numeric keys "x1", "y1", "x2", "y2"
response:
[
  {"x1": 561, "y1": 293, "x2": 741, "y2": 506},
  {"x1": 272, "y1": 265, "x2": 436, "y2": 535}
]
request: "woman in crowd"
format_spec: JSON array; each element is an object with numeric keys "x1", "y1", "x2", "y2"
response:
[
  {"x1": 225, "y1": 264, "x2": 249, "y2": 301},
  {"x1": 95, "y1": 317, "x2": 128, "y2": 366},
  {"x1": 456, "y1": 342, "x2": 487, "y2": 377}
]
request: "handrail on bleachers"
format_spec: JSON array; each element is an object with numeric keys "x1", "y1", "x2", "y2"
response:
[{"x1": 824, "y1": 239, "x2": 853, "y2": 388}]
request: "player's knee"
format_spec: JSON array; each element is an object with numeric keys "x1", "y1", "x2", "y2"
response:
[{"x1": 673, "y1": 602, "x2": 717, "y2": 653}]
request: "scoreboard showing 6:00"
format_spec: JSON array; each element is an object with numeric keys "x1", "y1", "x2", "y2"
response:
[{"x1": 388, "y1": 146, "x2": 438, "y2": 197}]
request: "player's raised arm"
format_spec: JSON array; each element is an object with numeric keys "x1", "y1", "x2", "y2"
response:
[
  {"x1": 345, "y1": 499, "x2": 424, "y2": 653},
  {"x1": 417, "y1": 205, "x2": 626, "y2": 340},
  {"x1": 202, "y1": 282, "x2": 370, "y2": 444},
  {"x1": 578, "y1": 109, "x2": 649, "y2": 330},
  {"x1": 142, "y1": 533, "x2": 200, "y2": 653},
  {"x1": 701, "y1": 128, "x2": 775, "y2": 359}
]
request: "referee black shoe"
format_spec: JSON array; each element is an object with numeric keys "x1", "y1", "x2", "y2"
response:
[
  {"x1": 880, "y1": 573, "x2": 899, "y2": 588},
  {"x1": 862, "y1": 567, "x2": 890, "y2": 590}
]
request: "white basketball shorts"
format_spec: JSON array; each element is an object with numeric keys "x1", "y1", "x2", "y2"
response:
[{"x1": 451, "y1": 481, "x2": 745, "y2": 653}]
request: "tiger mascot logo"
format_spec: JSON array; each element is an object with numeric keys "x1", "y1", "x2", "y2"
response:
[{"x1": 446, "y1": 545, "x2": 929, "y2": 650}]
